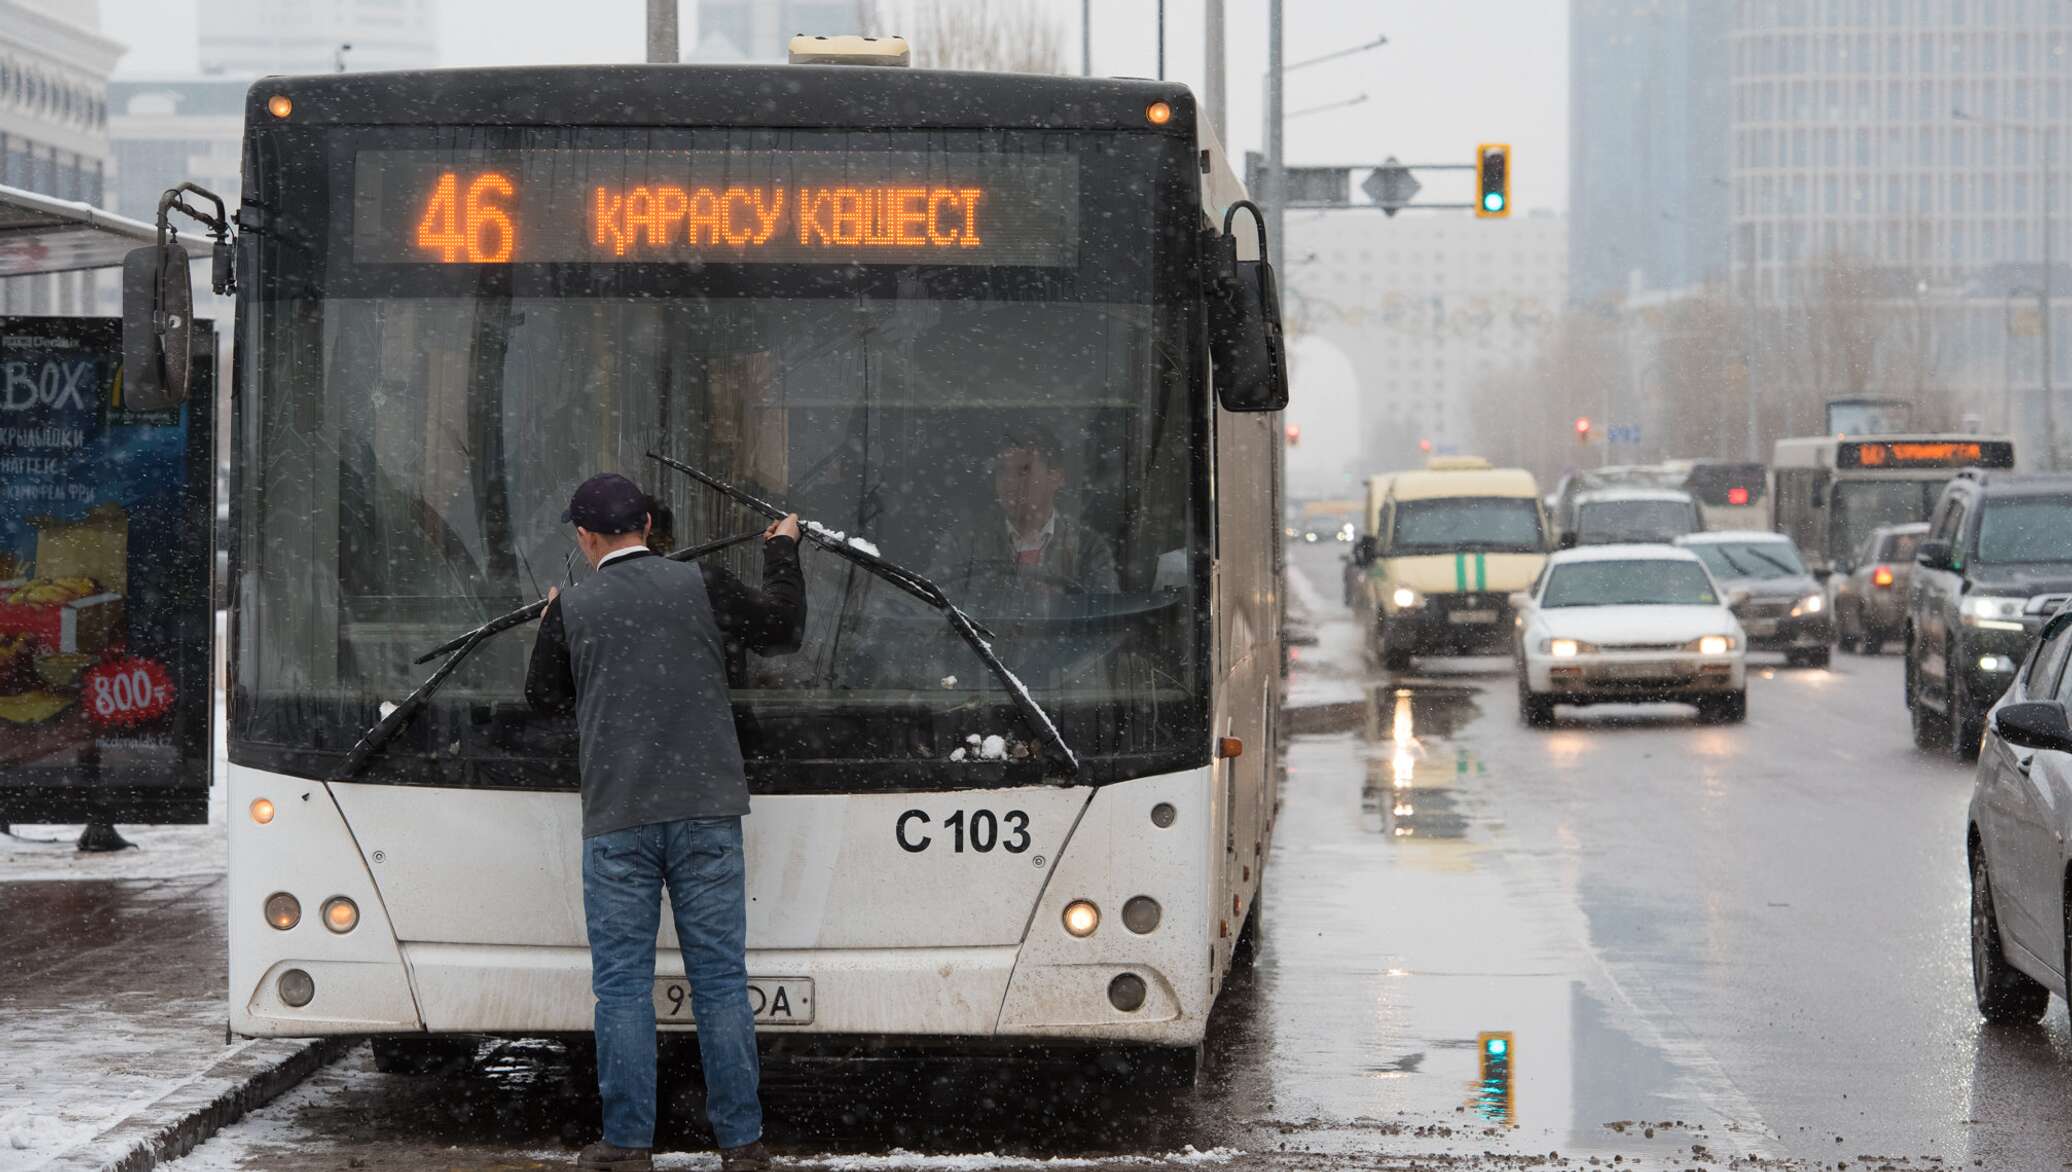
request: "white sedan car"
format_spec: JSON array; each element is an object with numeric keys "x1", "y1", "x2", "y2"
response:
[{"x1": 1513, "y1": 545, "x2": 1749, "y2": 726}]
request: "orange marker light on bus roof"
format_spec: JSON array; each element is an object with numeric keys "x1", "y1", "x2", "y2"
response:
[
  {"x1": 249, "y1": 797, "x2": 275, "y2": 825},
  {"x1": 1145, "y1": 101, "x2": 1173, "y2": 126},
  {"x1": 267, "y1": 94, "x2": 293, "y2": 119}
]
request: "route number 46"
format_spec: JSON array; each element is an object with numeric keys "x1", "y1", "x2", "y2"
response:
[
  {"x1": 416, "y1": 171, "x2": 516, "y2": 263},
  {"x1": 896, "y1": 809, "x2": 1031, "y2": 854}
]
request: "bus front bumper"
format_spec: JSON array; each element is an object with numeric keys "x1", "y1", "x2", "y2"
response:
[{"x1": 226, "y1": 764, "x2": 1236, "y2": 1049}]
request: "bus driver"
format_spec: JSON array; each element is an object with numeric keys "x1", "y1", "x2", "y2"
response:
[{"x1": 930, "y1": 425, "x2": 1119, "y2": 596}]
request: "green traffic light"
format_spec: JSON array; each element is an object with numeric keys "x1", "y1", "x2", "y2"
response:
[
  {"x1": 1482, "y1": 192, "x2": 1506, "y2": 213},
  {"x1": 1486, "y1": 1037, "x2": 1508, "y2": 1057}
]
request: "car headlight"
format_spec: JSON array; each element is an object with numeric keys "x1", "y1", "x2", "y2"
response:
[
  {"x1": 1790, "y1": 593, "x2": 1824, "y2": 617},
  {"x1": 1960, "y1": 594, "x2": 2028, "y2": 629},
  {"x1": 1392, "y1": 586, "x2": 1421, "y2": 609},
  {"x1": 1541, "y1": 638, "x2": 1592, "y2": 657},
  {"x1": 1696, "y1": 634, "x2": 1735, "y2": 655}
]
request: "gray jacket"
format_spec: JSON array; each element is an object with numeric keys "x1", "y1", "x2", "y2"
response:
[{"x1": 525, "y1": 542, "x2": 805, "y2": 837}]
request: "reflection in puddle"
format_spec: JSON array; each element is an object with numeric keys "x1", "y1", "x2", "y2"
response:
[
  {"x1": 1471, "y1": 1032, "x2": 1517, "y2": 1125},
  {"x1": 1357, "y1": 683, "x2": 1482, "y2": 841}
]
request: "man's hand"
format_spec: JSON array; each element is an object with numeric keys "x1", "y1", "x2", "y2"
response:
[
  {"x1": 765, "y1": 513, "x2": 802, "y2": 543},
  {"x1": 547, "y1": 586, "x2": 559, "y2": 603}
]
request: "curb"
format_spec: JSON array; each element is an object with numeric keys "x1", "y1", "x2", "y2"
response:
[{"x1": 43, "y1": 1035, "x2": 353, "y2": 1172}]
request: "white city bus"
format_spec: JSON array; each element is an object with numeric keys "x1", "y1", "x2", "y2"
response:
[
  {"x1": 1772, "y1": 435, "x2": 2017, "y2": 573},
  {"x1": 167, "y1": 52, "x2": 1285, "y2": 1084}
]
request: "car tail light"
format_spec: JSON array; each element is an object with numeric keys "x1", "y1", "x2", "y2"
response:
[{"x1": 1873, "y1": 564, "x2": 1895, "y2": 588}]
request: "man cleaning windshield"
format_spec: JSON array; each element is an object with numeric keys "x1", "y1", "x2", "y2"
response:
[
  {"x1": 526, "y1": 472, "x2": 805, "y2": 1172},
  {"x1": 930, "y1": 424, "x2": 1119, "y2": 595}
]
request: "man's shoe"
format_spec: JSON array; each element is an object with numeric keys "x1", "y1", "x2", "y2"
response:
[
  {"x1": 575, "y1": 1140, "x2": 653, "y2": 1170},
  {"x1": 720, "y1": 1139, "x2": 771, "y2": 1171}
]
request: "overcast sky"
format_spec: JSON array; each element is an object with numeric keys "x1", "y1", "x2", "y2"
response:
[{"x1": 96, "y1": 0, "x2": 1570, "y2": 213}]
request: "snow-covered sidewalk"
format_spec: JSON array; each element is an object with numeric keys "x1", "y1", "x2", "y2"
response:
[{"x1": 0, "y1": 822, "x2": 330, "y2": 1172}]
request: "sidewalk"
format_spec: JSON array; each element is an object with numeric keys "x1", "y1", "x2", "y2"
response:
[
  {"x1": 0, "y1": 821, "x2": 335, "y2": 1172},
  {"x1": 2, "y1": 645, "x2": 336, "y2": 1172}
]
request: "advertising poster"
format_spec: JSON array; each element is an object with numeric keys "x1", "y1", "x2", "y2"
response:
[{"x1": 0, "y1": 316, "x2": 213, "y2": 823}]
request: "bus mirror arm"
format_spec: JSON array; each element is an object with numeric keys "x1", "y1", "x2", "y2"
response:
[
  {"x1": 121, "y1": 183, "x2": 234, "y2": 412},
  {"x1": 1203, "y1": 200, "x2": 1291, "y2": 414},
  {"x1": 331, "y1": 527, "x2": 771, "y2": 782},
  {"x1": 645, "y1": 452, "x2": 1082, "y2": 780}
]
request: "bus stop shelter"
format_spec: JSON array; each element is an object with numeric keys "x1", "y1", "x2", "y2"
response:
[{"x1": 0, "y1": 182, "x2": 156, "y2": 278}]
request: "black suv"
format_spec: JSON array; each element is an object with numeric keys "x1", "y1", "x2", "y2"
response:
[{"x1": 1907, "y1": 470, "x2": 2072, "y2": 758}]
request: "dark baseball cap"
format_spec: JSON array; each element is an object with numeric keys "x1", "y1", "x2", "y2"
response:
[{"x1": 561, "y1": 473, "x2": 650, "y2": 534}]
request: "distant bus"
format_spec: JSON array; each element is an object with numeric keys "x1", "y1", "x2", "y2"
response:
[{"x1": 1772, "y1": 436, "x2": 2017, "y2": 572}]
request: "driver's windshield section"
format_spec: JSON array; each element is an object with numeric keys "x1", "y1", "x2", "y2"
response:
[
  {"x1": 1975, "y1": 498, "x2": 2072, "y2": 565},
  {"x1": 1688, "y1": 540, "x2": 1806, "y2": 581},
  {"x1": 1542, "y1": 560, "x2": 1720, "y2": 608},
  {"x1": 1389, "y1": 497, "x2": 1543, "y2": 554}
]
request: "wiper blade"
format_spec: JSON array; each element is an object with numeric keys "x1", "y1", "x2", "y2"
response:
[
  {"x1": 646, "y1": 451, "x2": 1080, "y2": 780},
  {"x1": 331, "y1": 527, "x2": 766, "y2": 783}
]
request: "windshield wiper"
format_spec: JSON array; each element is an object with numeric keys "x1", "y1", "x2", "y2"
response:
[
  {"x1": 646, "y1": 451, "x2": 1081, "y2": 781},
  {"x1": 1714, "y1": 547, "x2": 1752, "y2": 577},
  {"x1": 331, "y1": 527, "x2": 766, "y2": 782},
  {"x1": 1747, "y1": 549, "x2": 1800, "y2": 577}
]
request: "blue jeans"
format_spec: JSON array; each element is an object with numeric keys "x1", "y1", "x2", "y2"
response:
[{"x1": 582, "y1": 817, "x2": 762, "y2": 1151}]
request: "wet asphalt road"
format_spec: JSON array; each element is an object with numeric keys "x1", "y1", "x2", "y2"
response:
[{"x1": 161, "y1": 543, "x2": 2065, "y2": 1170}]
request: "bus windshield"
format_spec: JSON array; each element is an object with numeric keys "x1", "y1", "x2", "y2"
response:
[
  {"x1": 1389, "y1": 497, "x2": 1543, "y2": 554},
  {"x1": 1830, "y1": 480, "x2": 1942, "y2": 563},
  {"x1": 231, "y1": 127, "x2": 1205, "y2": 791}
]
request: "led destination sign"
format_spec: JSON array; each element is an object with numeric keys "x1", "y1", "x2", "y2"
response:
[
  {"x1": 350, "y1": 149, "x2": 1080, "y2": 267},
  {"x1": 1836, "y1": 439, "x2": 2016, "y2": 469}
]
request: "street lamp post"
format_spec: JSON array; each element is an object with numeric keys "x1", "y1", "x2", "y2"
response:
[{"x1": 1260, "y1": 30, "x2": 1387, "y2": 269}]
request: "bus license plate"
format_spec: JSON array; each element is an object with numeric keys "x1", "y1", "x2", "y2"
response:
[
  {"x1": 1449, "y1": 610, "x2": 1497, "y2": 624},
  {"x1": 654, "y1": 977, "x2": 814, "y2": 1026}
]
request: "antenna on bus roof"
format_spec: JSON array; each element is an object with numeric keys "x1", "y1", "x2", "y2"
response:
[{"x1": 788, "y1": 34, "x2": 911, "y2": 66}]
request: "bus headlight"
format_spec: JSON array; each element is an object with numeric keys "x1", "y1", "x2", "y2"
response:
[
  {"x1": 264, "y1": 892, "x2": 300, "y2": 931},
  {"x1": 1108, "y1": 973, "x2": 1148, "y2": 1012},
  {"x1": 1392, "y1": 586, "x2": 1420, "y2": 609},
  {"x1": 1062, "y1": 900, "x2": 1100, "y2": 937},
  {"x1": 321, "y1": 896, "x2": 359, "y2": 934}
]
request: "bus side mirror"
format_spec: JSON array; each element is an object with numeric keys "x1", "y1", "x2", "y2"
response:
[
  {"x1": 1557, "y1": 532, "x2": 1578, "y2": 551},
  {"x1": 1353, "y1": 535, "x2": 1377, "y2": 566},
  {"x1": 1204, "y1": 200, "x2": 1290, "y2": 413},
  {"x1": 121, "y1": 241, "x2": 194, "y2": 409}
]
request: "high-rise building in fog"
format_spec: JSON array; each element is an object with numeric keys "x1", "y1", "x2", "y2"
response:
[
  {"x1": 1282, "y1": 211, "x2": 1567, "y2": 478},
  {"x1": 198, "y1": 0, "x2": 437, "y2": 76},
  {"x1": 1728, "y1": 3, "x2": 2069, "y2": 296},
  {"x1": 1568, "y1": 0, "x2": 1733, "y2": 305},
  {"x1": 693, "y1": 0, "x2": 859, "y2": 62},
  {"x1": 0, "y1": 0, "x2": 120, "y2": 315}
]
